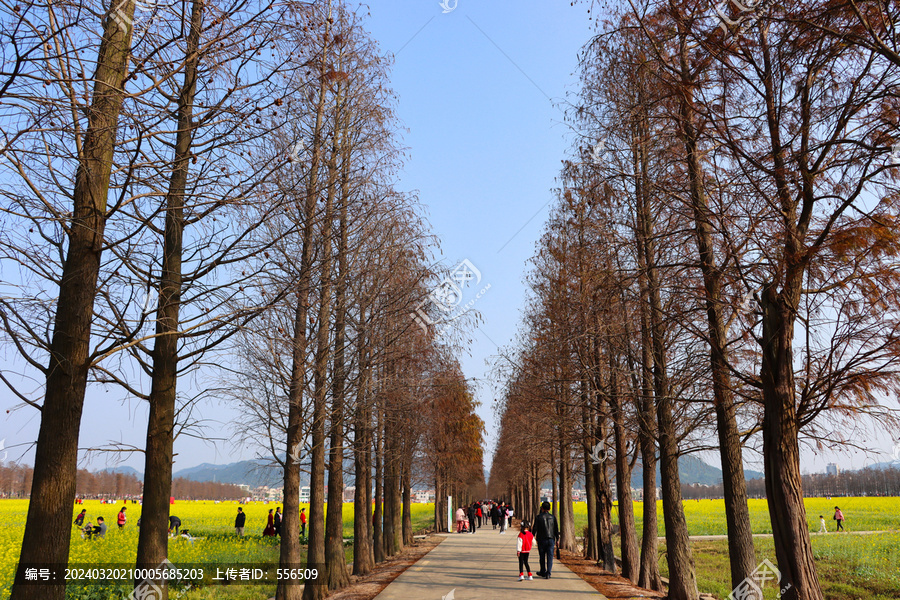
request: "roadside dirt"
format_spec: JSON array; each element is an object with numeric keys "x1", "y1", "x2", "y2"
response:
[
  {"x1": 323, "y1": 535, "x2": 443, "y2": 600},
  {"x1": 558, "y1": 549, "x2": 668, "y2": 600}
]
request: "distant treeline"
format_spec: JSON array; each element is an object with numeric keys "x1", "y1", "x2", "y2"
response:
[
  {"x1": 0, "y1": 463, "x2": 244, "y2": 500},
  {"x1": 680, "y1": 466, "x2": 900, "y2": 500}
]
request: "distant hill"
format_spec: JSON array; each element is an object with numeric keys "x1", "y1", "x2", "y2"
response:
[
  {"x1": 173, "y1": 459, "x2": 289, "y2": 488},
  {"x1": 629, "y1": 455, "x2": 765, "y2": 489},
  {"x1": 99, "y1": 466, "x2": 143, "y2": 479}
]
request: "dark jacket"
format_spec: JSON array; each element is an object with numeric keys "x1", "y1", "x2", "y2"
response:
[
  {"x1": 169, "y1": 516, "x2": 181, "y2": 528},
  {"x1": 466, "y1": 506, "x2": 477, "y2": 521},
  {"x1": 235, "y1": 511, "x2": 246, "y2": 527},
  {"x1": 532, "y1": 511, "x2": 559, "y2": 542}
]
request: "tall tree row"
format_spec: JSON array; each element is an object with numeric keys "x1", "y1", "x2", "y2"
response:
[
  {"x1": 1, "y1": 0, "x2": 485, "y2": 599},
  {"x1": 492, "y1": 2, "x2": 900, "y2": 600}
]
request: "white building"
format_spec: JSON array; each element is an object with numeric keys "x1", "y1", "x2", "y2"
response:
[
  {"x1": 414, "y1": 489, "x2": 435, "y2": 503},
  {"x1": 300, "y1": 486, "x2": 310, "y2": 503}
]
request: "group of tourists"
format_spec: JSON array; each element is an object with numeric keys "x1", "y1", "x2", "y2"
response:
[
  {"x1": 235, "y1": 505, "x2": 300, "y2": 537},
  {"x1": 454, "y1": 500, "x2": 515, "y2": 534},
  {"x1": 74, "y1": 509, "x2": 106, "y2": 540}
]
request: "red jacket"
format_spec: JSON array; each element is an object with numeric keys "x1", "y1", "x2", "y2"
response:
[
  {"x1": 117, "y1": 510, "x2": 127, "y2": 526},
  {"x1": 517, "y1": 531, "x2": 535, "y2": 553}
]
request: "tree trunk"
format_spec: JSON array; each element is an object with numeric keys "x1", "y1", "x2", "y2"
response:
[
  {"x1": 402, "y1": 463, "x2": 413, "y2": 545},
  {"x1": 559, "y1": 439, "x2": 576, "y2": 552},
  {"x1": 323, "y1": 73, "x2": 349, "y2": 593},
  {"x1": 612, "y1": 378, "x2": 639, "y2": 582},
  {"x1": 11, "y1": 4, "x2": 136, "y2": 599},
  {"x1": 583, "y1": 403, "x2": 599, "y2": 561},
  {"x1": 372, "y1": 402, "x2": 384, "y2": 564},
  {"x1": 303, "y1": 98, "x2": 339, "y2": 598},
  {"x1": 352, "y1": 333, "x2": 373, "y2": 575},
  {"x1": 761, "y1": 287, "x2": 823, "y2": 600},
  {"x1": 279, "y1": 9, "x2": 331, "y2": 598},
  {"x1": 674, "y1": 38, "x2": 756, "y2": 588},
  {"x1": 135, "y1": 3, "x2": 203, "y2": 598},
  {"x1": 633, "y1": 129, "x2": 662, "y2": 591}
]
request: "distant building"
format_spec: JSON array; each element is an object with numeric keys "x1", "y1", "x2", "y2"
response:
[
  {"x1": 300, "y1": 486, "x2": 310, "y2": 503},
  {"x1": 252, "y1": 486, "x2": 283, "y2": 502},
  {"x1": 826, "y1": 463, "x2": 840, "y2": 476},
  {"x1": 343, "y1": 486, "x2": 356, "y2": 503},
  {"x1": 414, "y1": 489, "x2": 435, "y2": 503}
]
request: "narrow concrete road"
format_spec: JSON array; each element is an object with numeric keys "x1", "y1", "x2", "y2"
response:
[{"x1": 374, "y1": 525, "x2": 606, "y2": 600}]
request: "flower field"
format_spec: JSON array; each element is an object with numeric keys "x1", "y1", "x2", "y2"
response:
[
  {"x1": 0, "y1": 500, "x2": 435, "y2": 600},
  {"x1": 571, "y1": 497, "x2": 900, "y2": 600}
]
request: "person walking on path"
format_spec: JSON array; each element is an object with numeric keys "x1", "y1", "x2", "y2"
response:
[
  {"x1": 834, "y1": 506, "x2": 845, "y2": 532},
  {"x1": 274, "y1": 507, "x2": 282, "y2": 536},
  {"x1": 455, "y1": 507, "x2": 467, "y2": 533},
  {"x1": 74, "y1": 509, "x2": 86, "y2": 528},
  {"x1": 505, "y1": 504, "x2": 514, "y2": 531},
  {"x1": 499, "y1": 502, "x2": 508, "y2": 534},
  {"x1": 467, "y1": 504, "x2": 477, "y2": 534},
  {"x1": 235, "y1": 507, "x2": 246, "y2": 536},
  {"x1": 817, "y1": 515, "x2": 828, "y2": 534},
  {"x1": 300, "y1": 508, "x2": 307, "y2": 537},
  {"x1": 491, "y1": 503, "x2": 500, "y2": 529},
  {"x1": 476, "y1": 503, "x2": 483, "y2": 528},
  {"x1": 532, "y1": 501, "x2": 560, "y2": 578},
  {"x1": 116, "y1": 507, "x2": 127, "y2": 529},
  {"x1": 263, "y1": 508, "x2": 277, "y2": 536},
  {"x1": 517, "y1": 520, "x2": 535, "y2": 581},
  {"x1": 169, "y1": 515, "x2": 182, "y2": 536}
]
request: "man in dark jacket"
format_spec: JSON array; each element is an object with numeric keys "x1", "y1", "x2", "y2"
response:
[
  {"x1": 466, "y1": 504, "x2": 477, "y2": 534},
  {"x1": 490, "y1": 503, "x2": 500, "y2": 529},
  {"x1": 235, "y1": 507, "x2": 246, "y2": 536},
  {"x1": 532, "y1": 501, "x2": 560, "y2": 578}
]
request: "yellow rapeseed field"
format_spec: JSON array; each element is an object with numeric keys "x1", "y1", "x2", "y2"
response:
[{"x1": 0, "y1": 499, "x2": 434, "y2": 600}]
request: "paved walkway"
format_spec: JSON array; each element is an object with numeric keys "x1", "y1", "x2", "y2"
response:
[{"x1": 374, "y1": 525, "x2": 606, "y2": 600}]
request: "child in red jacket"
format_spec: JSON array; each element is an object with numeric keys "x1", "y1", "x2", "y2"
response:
[{"x1": 517, "y1": 521, "x2": 535, "y2": 581}]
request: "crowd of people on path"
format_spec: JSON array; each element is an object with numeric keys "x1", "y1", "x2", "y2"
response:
[
  {"x1": 454, "y1": 499, "x2": 562, "y2": 581},
  {"x1": 454, "y1": 500, "x2": 518, "y2": 534}
]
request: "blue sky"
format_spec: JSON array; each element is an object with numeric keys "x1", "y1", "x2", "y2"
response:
[
  {"x1": 2, "y1": 0, "x2": 897, "y2": 477},
  {"x1": 364, "y1": 0, "x2": 594, "y2": 464}
]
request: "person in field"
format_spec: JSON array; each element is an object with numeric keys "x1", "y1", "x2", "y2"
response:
[
  {"x1": 235, "y1": 507, "x2": 246, "y2": 536},
  {"x1": 818, "y1": 515, "x2": 827, "y2": 534},
  {"x1": 274, "y1": 507, "x2": 282, "y2": 536},
  {"x1": 74, "y1": 509, "x2": 86, "y2": 528},
  {"x1": 169, "y1": 515, "x2": 182, "y2": 536},
  {"x1": 516, "y1": 521, "x2": 535, "y2": 581},
  {"x1": 834, "y1": 506, "x2": 845, "y2": 532},
  {"x1": 263, "y1": 508, "x2": 277, "y2": 536},
  {"x1": 116, "y1": 506, "x2": 127, "y2": 529},
  {"x1": 94, "y1": 517, "x2": 107, "y2": 539}
]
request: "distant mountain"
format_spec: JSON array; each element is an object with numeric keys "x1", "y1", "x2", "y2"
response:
[
  {"x1": 862, "y1": 459, "x2": 900, "y2": 472},
  {"x1": 629, "y1": 455, "x2": 765, "y2": 489},
  {"x1": 173, "y1": 459, "x2": 289, "y2": 488},
  {"x1": 99, "y1": 466, "x2": 143, "y2": 479}
]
